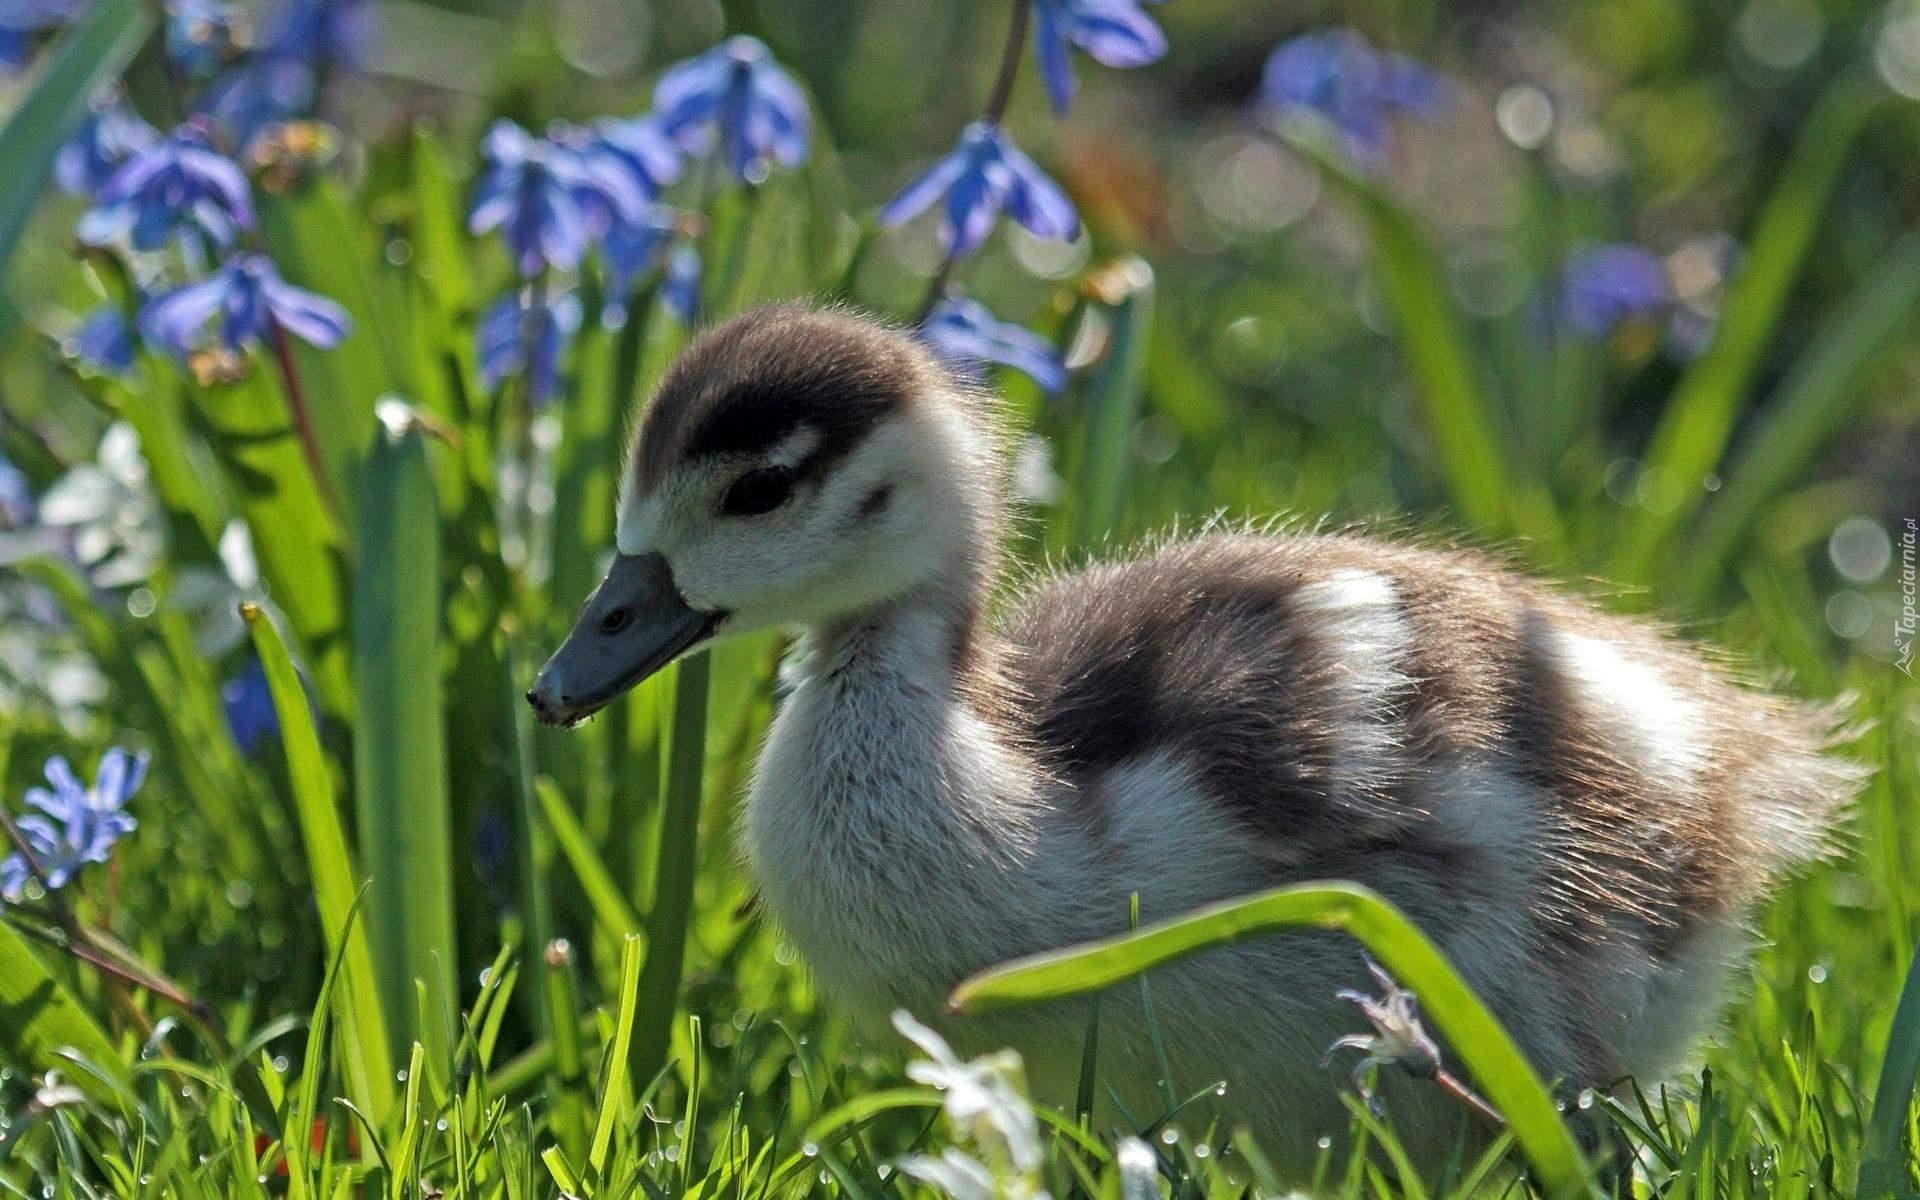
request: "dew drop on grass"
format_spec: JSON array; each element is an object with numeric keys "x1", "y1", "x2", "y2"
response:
[
  {"x1": 1193, "y1": 1144, "x2": 1211, "y2": 1159},
  {"x1": 436, "y1": 1118, "x2": 449, "y2": 1132},
  {"x1": 877, "y1": 1165, "x2": 893, "y2": 1180},
  {"x1": 1577, "y1": 1091, "x2": 1595, "y2": 1110},
  {"x1": 664, "y1": 1145, "x2": 680, "y2": 1162},
  {"x1": 273, "y1": 1056, "x2": 290, "y2": 1073},
  {"x1": 801, "y1": 1141, "x2": 819, "y2": 1158},
  {"x1": 396, "y1": 1069, "x2": 409, "y2": 1083},
  {"x1": 1159, "y1": 1129, "x2": 1179, "y2": 1145},
  {"x1": 1316, "y1": 1136, "x2": 1332, "y2": 1150},
  {"x1": 1212, "y1": 1083, "x2": 1227, "y2": 1097},
  {"x1": 1808, "y1": 964, "x2": 1828, "y2": 984}
]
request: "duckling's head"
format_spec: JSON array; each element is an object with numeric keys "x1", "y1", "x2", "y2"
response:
[{"x1": 528, "y1": 303, "x2": 998, "y2": 726}]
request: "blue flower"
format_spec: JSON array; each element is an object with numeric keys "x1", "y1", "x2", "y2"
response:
[
  {"x1": 0, "y1": 450, "x2": 32, "y2": 528},
  {"x1": 1259, "y1": 28, "x2": 1448, "y2": 165},
  {"x1": 0, "y1": 0, "x2": 79, "y2": 71},
  {"x1": 1559, "y1": 244, "x2": 1670, "y2": 339},
  {"x1": 166, "y1": 0, "x2": 249, "y2": 76},
  {"x1": 469, "y1": 121, "x2": 645, "y2": 277},
  {"x1": 67, "y1": 305, "x2": 138, "y2": 376},
  {"x1": 601, "y1": 206, "x2": 680, "y2": 305},
  {"x1": 55, "y1": 98, "x2": 159, "y2": 196},
  {"x1": 662, "y1": 243, "x2": 701, "y2": 324},
  {"x1": 140, "y1": 252, "x2": 351, "y2": 357},
  {"x1": 222, "y1": 656, "x2": 279, "y2": 753},
  {"x1": 477, "y1": 287, "x2": 582, "y2": 407},
  {"x1": 880, "y1": 122, "x2": 1079, "y2": 257},
  {"x1": 1032, "y1": 0, "x2": 1167, "y2": 115},
  {"x1": 921, "y1": 296, "x2": 1066, "y2": 394},
  {"x1": 0, "y1": 749, "x2": 147, "y2": 903},
  {"x1": 257, "y1": 0, "x2": 370, "y2": 68},
  {"x1": 77, "y1": 125, "x2": 256, "y2": 251},
  {"x1": 197, "y1": 54, "x2": 316, "y2": 152},
  {"x1": 653, "y1": 35, "x2": 811, "y2": 184},
  {"x1": 591, "y1": 115, "x2": 683, "y2": 198},
  {"x1": 192, "y1": 0, "x2": 368, "y2": 151},
  {"x1": 546, "y1": 122, "x2": 660, "y2": 238}
]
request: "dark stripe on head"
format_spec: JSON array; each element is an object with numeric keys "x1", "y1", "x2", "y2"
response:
[{"x1": 630, "y1": 304, "x2": 922, "y2": 495}]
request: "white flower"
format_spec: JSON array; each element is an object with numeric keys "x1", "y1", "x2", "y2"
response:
[
  {"x1": 1115, "y1": 1137, "x2": 1160, "y2": 1200},
  {"x1": 901, "y1": 1149, "x2": 998, "y2": 1200},
  {"x1": 1323, "y1": 958, "x2": 1441, "y2": 1113},
  {"x1": 893, "y1": 1009, "x2": 1044, "y2": 1173}
]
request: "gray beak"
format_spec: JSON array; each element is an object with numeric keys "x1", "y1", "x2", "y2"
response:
[{"x1": 527, "y1": 552, "x2": 722, "y2": 727}]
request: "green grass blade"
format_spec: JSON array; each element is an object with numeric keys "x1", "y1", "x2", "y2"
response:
[
  {"x1": 0, "y1": 920, "x2": 128, "y2": 1102},
  {"x1": 589, "y1": 933, "x2": 645, "y2": 1178},
  {"x1": 1858, "y1": 937, "x2": 1920, "y2": 1197},
  {"x1": 0, "y1": 0, "x2": 152, "y2": 275},
  {"x1": 1610, "y1": 75, "x2": 1881, "y2": 581},
  {"x1": 199, "y1": 372, "x2": 352, "y2": 716},
  {"x1": 243, "y1": 602, "x2": 396, "y2": 1122},
  {"x1": 1069, "y1": 259, "x2": 1154, "y2": 549},
  {"x1": 1307, "y1": 144, "x2": 1521, "y2": 538},
  {"x1": 629, "y1": 651, "x2": 709, "y2": 1087},
  {"x1": 1680, "y1": 228, "x2": 1920, "y2": 598},
  {"x1": 352, "y1": 416, "x2": 457, "y2": 1068},
  {"x1": 949, "y1": 881, "x2": 1595, "y2": 1199},
  {"x1": 535, "y1": 779, "x2": 644, "y2": 940}
]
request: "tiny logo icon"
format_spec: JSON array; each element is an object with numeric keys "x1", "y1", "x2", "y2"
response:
[{"x1": 1898, "y1": 517, "x2": 1917, "y2": 678}]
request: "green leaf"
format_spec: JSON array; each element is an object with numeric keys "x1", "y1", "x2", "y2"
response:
[
  {"x1": 535, "y1": 779, "x2": 643, "y2": 940},
  {"x1": 1610, "y1": 75, "x2": 1881, "y2": 581},
  {"x1": 1069, "y1": 259, "x2": 1154, "y2": 549},
  {"x1": 1858, "y1": 937, "x2": 1920, "y2": 1197},
  {"x1": 0, "y1": 920, "x2": 127, "y2": 1102},
  {"x1": 197, "y1": 371, "x2": 352, "y2": 716},
  {"x1": 243, "y1": 602, "x2": 396, "y2": 1122},
  {"x1": 949, "y1": 881, "x2": 1596, "y2": 1200},
  {"x1": 352, "y1": 416, "x2": 457, "y2": 1068},
  {"x1": 1309, "y1": 144, "x2": 1531, "y2": 539},
  {"x1": 628, "y1": 652, "x2": 709, "y2": 1089},
  {"x1": 589, "y1": 933, "x2": 645, "y2": 1178},
  {"x1": 0, "y1": 0, "x2": 152, "y2": 276},
  {"x1": 258, "y1": 179, "x2": 410, "y2": 514}
]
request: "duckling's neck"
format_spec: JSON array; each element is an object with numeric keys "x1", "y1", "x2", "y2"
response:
[{"x1": 745, "y1": 521, "x2": 1058, "y2": 1011}]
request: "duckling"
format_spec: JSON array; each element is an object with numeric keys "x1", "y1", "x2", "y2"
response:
[{"x1": 528, "y1": 303, "x2": 1860, "y2": 1175}]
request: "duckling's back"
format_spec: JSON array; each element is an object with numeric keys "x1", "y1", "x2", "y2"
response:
[{"x1": 995, "y1": 531, "x2": 1859, "y2": 1091}]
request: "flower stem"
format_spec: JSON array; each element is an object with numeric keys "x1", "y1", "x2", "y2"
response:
[
  {"x1": 916, "y1": 0, "x2": 1033, "y2": 323},
  {"x1": 983, "y1": 0, "x2": 1033, "y2": 125},
  {"x1": 1434, "y1": 1065, "x2": 1506, "y2": 1128},
  {"x1": 268, "y1": 319, "x2": 346, "y2": 526}
]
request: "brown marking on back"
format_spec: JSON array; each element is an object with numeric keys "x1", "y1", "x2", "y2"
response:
[{"x1": 629, "y1": 304, "x2": 922, "y2": 495}]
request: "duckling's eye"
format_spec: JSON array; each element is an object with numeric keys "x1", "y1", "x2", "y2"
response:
[
  {"x1": 720, "y1": 466, "x2": 796, "y2": 517},
  {"x1": 599, "y1": 606, "x2": 630, "y2": 635}
]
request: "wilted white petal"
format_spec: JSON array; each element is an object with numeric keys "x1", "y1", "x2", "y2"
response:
[
  {"x1": 1116, "y1": 1137, "x2": 1160, "y2": 1200},
  {"x1": 900, "y1": 1149, "x2": 996, "y2": 1200}
]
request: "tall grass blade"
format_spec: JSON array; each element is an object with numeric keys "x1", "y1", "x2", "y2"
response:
[
  {"x1": 200, "y1": 372, "x2": 352, "y2": 715},
  {"x1": 1681, "y1": 229, "x2": 1920, "y2": 598},
  {"x1": 535, "y1": 779, "x2": 644, "y2": 939},
  {"x1": 1070, "y1": 259, "x2": 1154, "y2": 549},
  {"x1": 949, "y1": 881, "x2": 1595, "y2": 1199},
  {"x1": 243, "y1": 602, "x2": 395, "y2": 1122},
  {"x1": 0, "y1": 921, "x2": 128, "y2": 1101},
  {"x1": 590, "y1": 933, "x2": 646, "y2": 1178},
  {"x1": 1610, "y1": 75, "x2": 1880, "y2": 581},
  {"x1": 1306, "y1": 144, "x2": 1523, "y2": 538},
  {"x1": 353, "y1": 416, "x2": 457, "y2": 1067},
  {"x1": 630, "y1": 652, "x2": 709, "y2": 1086},
  {"x1": 1858, "y1": 938, "x2": 1920, "y2": 1196},
  {"x1": 0, "y1": 0, "x2": 151, "y2": 275}
]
